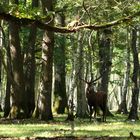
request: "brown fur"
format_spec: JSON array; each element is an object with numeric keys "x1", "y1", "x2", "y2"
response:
[{"x1": 86, "y1": 83, "x2": 107, "y2": 122}]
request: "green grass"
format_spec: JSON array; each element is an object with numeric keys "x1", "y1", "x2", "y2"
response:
[{"x1": 0, "y1": 114, "x2": 139, "y2": 138}]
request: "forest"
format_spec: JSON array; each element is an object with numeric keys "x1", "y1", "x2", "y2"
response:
[{"x1": 0, "y1": 0, "x2": 140, "y2": 139}]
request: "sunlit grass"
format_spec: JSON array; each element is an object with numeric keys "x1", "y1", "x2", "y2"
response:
[{"x1": 0, "y1": 113, "x2": 140, "y2": 138}]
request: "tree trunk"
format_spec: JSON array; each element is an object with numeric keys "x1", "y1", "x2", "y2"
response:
[
  {"x1": 24, "y1": 26, "x2": 36, "y2": 118},
  {"x1": 4, "y1": 42, "x2": 11, "y2": 117},
  {"x1": 66, "y1": 36, "x2": 77, "y2": 121},
  {"x1": 24, "y1": 0, "x2": 38, "y2": 118},
  {"x1": 76, "y1": 32, "x2": 87, "y2": 118},
  {"x1": 2, "y1": 0, "x2": 10, "y2": 118},
  {"x1": 0, "y1": 21, "x2": 2, "y2": 112},
  {"x1": 98, "y1": 29, "x2": 112, "y2": 92},
  {"x1": 53, "y1": 13, "x2": 67, "y2": 114},
  {"x1": 37, "y1": 0, "x2": 54, "y2": 121},
  {"x1": 117, "y1": 29, "x2": 130, "y2": 114},
  {"x1": 128, "y1": 27, "x2": 139, "y2": 121},
  {"x1": 4, "y1": 79, "x2": 11, "y2": 117},
  {"x1": 98, "y1": 29, "x2": 113, "y2": 116},
  {"x1": 8, "y1": 0, "x2": 27, "y2": 118},
  {"x1": 8, "y1": 21, "x2": 27, "y2": 119}
]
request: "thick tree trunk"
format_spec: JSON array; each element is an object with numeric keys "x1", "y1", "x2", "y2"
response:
[
  {"x1": 24, "y1": 0, "x2": 38, "y2": 118},
  {"x1": 98, "y1": 29, "x2": 113, "y2": 116},
  {"x1": 38, "y1": 31, "x2": 54, "y2": 120},
  {"x1": 37, "y1": 0, "x2": 54, "y2": 120},
  {"x1": 76, "y1": 33, "x2": 87, "y2": 118},
  {"x1": 24, "y1": 26, "x2": 36, "y2": 117},
  {"x1": 8, "y1": 0, "x2": 27, "y2": 118},
  {"x1": 98, "y1": 29, "x2": 112, "y2": 92},
  {"x1": 128, "y1": 27, "x2": 139, "y2": 121},
  {"x1": 54, "y1": 13, "x2": 67, "y2": 114},
  {"x1": 8, "y1": 22, "x2": 27, "y2": 119}
]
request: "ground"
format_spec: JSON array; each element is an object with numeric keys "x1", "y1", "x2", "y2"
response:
[
  {"x1": 0, "y1": 137, "x2": 132, "y2": 140},
  {"x1": 0, "y1": 115, "x2": 139, "y2": 140}
]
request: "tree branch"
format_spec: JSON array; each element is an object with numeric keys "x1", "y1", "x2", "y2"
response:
[{"x1": 0, "y1": 11, "x2": 140, "y2": 33}]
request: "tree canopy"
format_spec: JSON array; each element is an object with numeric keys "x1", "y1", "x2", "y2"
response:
[{"x1": 0, "y1": 1, "x2": 140, "y2": 33}]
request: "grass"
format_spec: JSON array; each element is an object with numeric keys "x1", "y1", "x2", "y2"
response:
[{"x1": 0, "y1": 113, "x2": 139, "y2": 139}]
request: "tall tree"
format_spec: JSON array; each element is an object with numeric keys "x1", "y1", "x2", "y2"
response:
[
  {"x1": 117, "y1": 28, "x2": 130, "y2": 114},
  {"x1": 24, "y1": 0, "x2": 38, "y2": 118},
  {"x1": 3, "y1": 0, "x2": 11, "y2": 118},
  {"x1": 98, "y1": 29, "x2": 113, "y2": 116},
  {"x1": 37, "y1": 0, "x2": 54, "y2": 120},
  {"x1": 4, "y1": 28, "x2": 12, "y2": 118},
  {"x1": 98, "y1": 29, "x2": 112, "y2": 92},
  {"x1": 0, "y1": 21, "x2": 2, "y2": 111},
  {"x1": 76, "y1": 32, "x2": 87, "y2": 118},
  {"x1": 8, "y1": 0, "x2": 27, "y2": 119},
  {"x1": 53, "y1": 12, "x2": 67, "y2": 114},
  {"x1": 128, "y1": 27, "x2": 139, "y2": 121}
]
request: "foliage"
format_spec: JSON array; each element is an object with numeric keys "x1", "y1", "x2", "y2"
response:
[
  {"x1": 0, "y1": 2, "x2": 54, "y2": 21},
  {"x1": 0, "y1": 0, "x2": 140, "y2": 126}
]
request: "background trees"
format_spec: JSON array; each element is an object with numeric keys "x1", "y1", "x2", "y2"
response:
[{"x1": 0, "y1": 0, "x2": 140, "y2": 121}]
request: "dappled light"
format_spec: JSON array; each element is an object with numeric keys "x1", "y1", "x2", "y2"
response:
[
  {"x1": 0, "y1": 0, "x2": 140, "y2": 139},
  {"x1": 0, "y1": 114, "x2": 139, "y2": 139}
]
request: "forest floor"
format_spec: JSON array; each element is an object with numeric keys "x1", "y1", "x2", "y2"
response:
[
  {"x1": 0, "y1": 136, "x2": 136, "y2": 140},
  {"x1": 0, "y1": 113, "x2": 139, "y2": 140}
]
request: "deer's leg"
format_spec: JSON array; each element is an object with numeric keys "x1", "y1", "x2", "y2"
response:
[
  {"x1": 102, "y1": 111, "x2": 105, "y2": 122},
  {"x1": 93, "y1": 106, "x2": 97, "y2": 120},
  {"x1": 101, "y1": 106, "x2": 106, "y2": 122},
  {"x1": 89, "y1": 105, "x2": 93, "y2": 121},
  {"x1": 103, "y1": 107, "x2": 107, "y2": 122}
]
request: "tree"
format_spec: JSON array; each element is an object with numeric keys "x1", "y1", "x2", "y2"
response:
[
  {"x1": 117, "y1": 28, "x2": 130, "y2": 114},
  {"x1": 76, "y1": 32, "x2": 87, "y2": 118},
  {"x1": 7, "y1": 0, "x2": 28, "y2": 119},
  {"x1": 36, "y1": 0, "x2": 54, "y2": 120},
  {"x1": 53, "y1": 12, "x2": 67, "y2": 114},
  {"x1": 0, "y1": 21, "x2": 2, "y2": 111},
  {"x1": 0, "y1": 0, "x2": 140, "y2": 121},
  {"x1": 4, "y1": 27, "x2": 11, "y2": 118},
  {"x1": 24, "y1": 0, "x2": 38, "y2": 118},
  {"x1": 98, "y1": 29, "x2": 113, "y2": 116},
  {"x1": 128, "y1": 27, "x2": 139, "y2": 121},
  {"x1": 8, "y1": 23, "x2": 27, "y2": 119}
]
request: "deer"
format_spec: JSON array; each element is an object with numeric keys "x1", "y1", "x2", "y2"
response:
[{"x1": 80, "y1": 76, "x2": 107, "y2": 122}]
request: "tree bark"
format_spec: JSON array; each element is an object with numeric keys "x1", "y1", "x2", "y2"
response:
[
  {"x1": 117, "y1": 29, "x2": 130, "y2": 114},
  {"x1": 4, "y1": 42, "x2": 11, "y2": 117},
  {"x1": 98, "y1": 29, "x2": 113, "y2": 116},
  {"x1": 7, "y1": 0, "x2": 28, "y2": 119},
  {"x1": 8, "y1": 22, "x2": 27, "y2": 119},
  {"x1": 4, "y1": 79, "x2": 11, "y2": 117},
  {"x1": 128, "y1": 27, "x2": 139, "y2": 121},
  {"x1": 37, "y1": 0, "x2": 54, "y2": 120},
  {"x1": 98, "y1": 29, "x2": 112, "y2": 92},
  {"x1": 76, "y1": 32, "x2": 88, "y2": 118},
  {"x1": 53, "y1": 13, "x2": 67, "y2": 114},
  {"x1": 0, "y1": 21, "x2": 2, "y2": 112},
  {"x1": 24, "y1": 0, "x2": 38, "y2": 118},
  {"x1": 66, "y1": 36, "x2": 77, "y2": 121}
]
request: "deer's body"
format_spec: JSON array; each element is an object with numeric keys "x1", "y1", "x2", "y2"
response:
[{"x1": 86, "y1": 83, "x2": 107, "y2": 122}]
